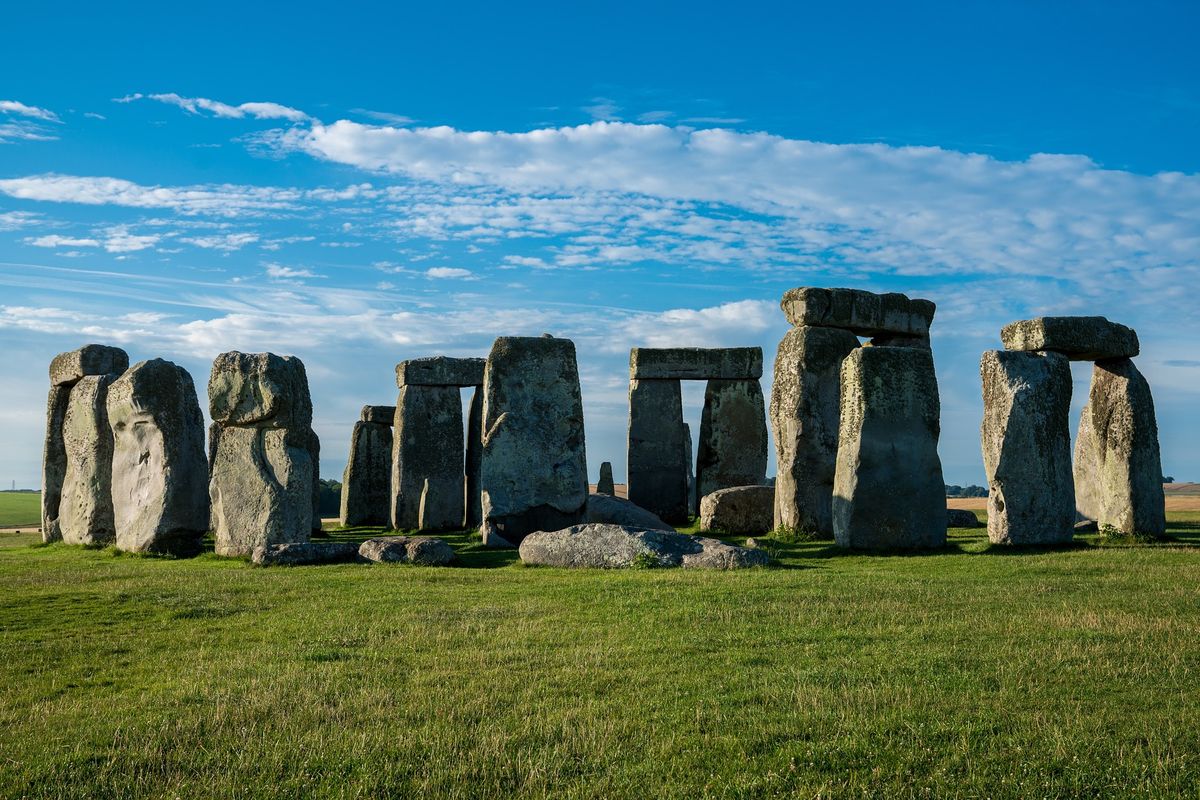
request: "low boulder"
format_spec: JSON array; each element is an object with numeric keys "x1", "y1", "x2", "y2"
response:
[
  {"x1": 699, "y1": 485, "x2": 774, "y2": 534},
  {"x1": 252, "y1": 542, "x2": 360, "y2": 566},
  {"x1": 583, "y1": 493, "x2": 672, "y2": 531},
  {"x1": 946, "y1": 508, "x2": 983, "y2": 528},
  {"x1": 519, "y1": 524, "x2": 770, "y2": 569},
  {"x1": 359, "y1": 536, "x2": 455, "y2": 566}
]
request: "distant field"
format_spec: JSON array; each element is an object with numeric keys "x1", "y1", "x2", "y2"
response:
[
  {"x1": 0, "y1": 492, "x2": 40, "y2": 527},
  {"x1": 951, "y1": 484, "x2": 1200, "y2": 512}
]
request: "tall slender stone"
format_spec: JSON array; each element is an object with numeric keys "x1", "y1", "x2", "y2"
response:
[
  {"x1": 464, "y1": 387, "x2": 484, "y2": 529},
  {"x1": 340, "y1": 410, "x2": 393, "y2": 527},
  {"x1": 597, "y1": 462, "x2": 615, "y2": 496},
  {"x1": 627, "y1": 378, "x2": 689, "y2": 524},
  {"x1": 309, "y1": 430, "x2": 322, "y2": 534},
  {"x1": 696, "y1": 379, "x2": 768, "y2": 503},
  {"x1": 392, "y1": 385, "x2": 464, "y2": 531},
  {"x1": 59, "y1": 375, "x2": 118, "y2": 545},
  {"x1": 979, "y1": 350, "x2": 1074, "y2": 545},
  {"x1": 683, "y1": 422, "x2": 696, "y2": 517}
]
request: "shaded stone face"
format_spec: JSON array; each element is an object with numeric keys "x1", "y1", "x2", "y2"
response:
[
  {"x1": 339, "y1": 420, "x2": 393, "y2": 527},
  {"x1": 629, "y1": 347, "x2": 763, "y2": 381},
  {"x1": 780, "y1": 287, "x2": 935, "y2": 337},
  {"x1": 583, "y1": 492, "x2": 672, "y2": 532},
  {"x1": 696, "y1": 379, "x2": 768, "y2": 504},
  {"x1": 518, "y1": 524, "x2": 770, "y2": 569},
  {"x1": 395, "y1": 356, "x2": 486, "y2": 387},
  {"x1": 979, "y1": 350, "x2": 1074, "y2": 545},
  {"x1": 392, "y1": 384, "x2": 464, "y2": 532},
  {"x1": 49, "y1": 344, "x2": 129, "y2": 387},
  {"x1": 309, "y1": 430, "x2": 321, "y2": 534},
  {"x1": 59, "y1": 375, "x2": 117, "y2": 545},
  {"x1": 464, "y1": 387, "x2": 484, "y2": 530},
  {"x1": 208, "y1": 351, "x2": 313, "y2": 430},
  {"x1": 360, "y1": 405, "x2": 396, "y2": 424},
  {"x1": 597, "y1": 462, "x2": 615, "y2": 495},
  {"x1": 699, "y1": 485, "x2": 775, "y2": 535},
  {"x1": 627, "y1": 378, "x2": 689, "y2": 524},
  {"x1": 1074, "y1": 358, "x2": 1166, "y2": 538},
  {"x1": 106, "y1": 359, "x2": 209, "y2": 556},
  {"x1": 1000, "y1": 316, "x2": 1139, "y2": 361},
  {"x1": 480, "y1": 336, "x2": 588, "y2": 547},
  {"x1": 769, "y1": 325, "x2": 859, "y2": 536},
  {"x1": 832, "y1": 347, "x2": 946, "y2": 550}
]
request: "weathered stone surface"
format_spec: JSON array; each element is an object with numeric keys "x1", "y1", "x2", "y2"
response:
[
  {"x1": 358, "y1": 536, "x2": 455, "y2": 565},
  {"x1": 979, "y1": 350, "x2": 1074, "y2": 544},
  {"x1": 781, "y1": 287, "x2": 935, "y2": 337},
  {"x1": 480, "y1": 336, "x2": 588, "y2": 547},
  {"x1": 519, "y1": 524, "x2": 771, "y2": 569},
  {"x1": 252, "y1": 541, "x2": 359, "y2": 566},
  {"x1": 59, "y1": 375, "x2": 117, "y2": 545},
  {"x1": 1000, "y1": 317, "x2": 1139, "y2": 361},
  {"x1": 49, "y1": 344, "x2": 129, "y2": 387},
  {"x1": 208, "y1": 351, "x2": 313, "y2": 429},
  {"x1": 947, "y1": 508, "x2": 983, "y2": 529},
  {"x1": 627, "y1": 379, "x2": 689, "y2": 524},
  {"x1": 696, "y1": 379, "x2": 768, "y2": 504},
  {"x1": 699, "y1": 485, "x2": 775, "y2": 535},
  {"x1": 769, "y1": 325, "x2": 859, "y2": 536},
  {"x1": 683, "y1": 422, "x2": 696, "y2": 516},
  {"x1": 596, "y1": 462, "x2": 615, "y2": 495},
  {"x1": 392, "y1": 384, "x2": 464, "y2": 531},
  {"x1": 464, "y1": 387, "x2": 483, "y2": 529},
  {"x1": 40, "y1": 385, "x2": 70, "y2": 543},
  {"x1": 833, "y1": 347, "x2": 946, "y2": 549},
  {"x1": 309, "y1": 429, "x2": 322, "y2": 534},
  {"x1": 629, "y1": 347, "x2": 763, "y2": 380},
  {"x1": 361, "y1": 405, "x2": 396, "y2": 424},
  {"x1": 1074, "y1": 358, "x2": 1166, "y2": 538},
  {"x1": 395, "y1": 356, "x2": 486, "y2": 387},
  {"x1": 868, "y1": 334, "x2": 930, "y2": 349},
  {"x1": 106, "y1": 359, "x2": 209, "y2": 556},
  {"x1": 583, "y1": 492, "x2": 672, "y2": 531},
  {"x1": 339, "y1": 420, "x2": 393, "y2": 527}
]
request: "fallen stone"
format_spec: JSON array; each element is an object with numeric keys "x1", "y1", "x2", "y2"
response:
[
  {"x1": 59, "y1": 375, "x2": 117, "y2": 545},
  {"x1": 699, "y1": 485, "x2": 775, "y2": 535},
  {"x1": 627, "y1": 378, "x2": 689, "y2": 524},
  {"x1": 208, "y1": 351, "x2": 313, "y2": 429},
  {"x1": 339, "y1": 419, "x2": 393, "y2": 527},
  {"x1": 252, "y1": 541, "x2": 360, "y2": 566},
  {"x1": 629, "y1": 347, "x2": 763, "y2": 380},
  {"x1": 583, "y1": 492, "x2": 672, "y2": 531},
  {"x1": 49, "y1": 344, "x2": 129, "y2": 387},
  {"x1": 395, "y1": 356, "x2": 486, "y2": 387},
  {"x1": 518, "y1": 524, "x2": 770, "y2": 569},
  {"x1": 597, "y1": 462, "x2": 615, "y2": 495},
  {"x1": 361, "y1": 405, "x2": 396, "y2": 424},
  {"x1": 781, "y1": 287, "x2": 935, "y2": 337},
  {"x1": 392, "y1": 384, "x2": 464, "y2": 531},
  {"x1": 946, "y1": 508, "x2": 983, "y2": 529},
  {"x1": 1000, "y1": 317, "x2": 1139, "y2": 361},
  {"x1": 696, "y1": 379, "x2": 768, "y2": 504},
  {"x1": 358, "y1": 536, "x2": 455, "y2": 566}
]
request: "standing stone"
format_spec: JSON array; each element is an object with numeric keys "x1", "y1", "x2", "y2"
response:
[
  {"x1": 683, "y1": 423, "x2": 696, "y2": 517},
  {"x1": 309, "y1": 430, "x2": 322, "y2": 534},
  {"x1": 627, "y1": 379, "x2": 689, "y2": 524},
  {"x1": 464, "y1": 387, "x2": 483, "y2": 529},
  {"x1": 597, "y1": 462, "x2": 615, "y2": 496},
  {"x1": 696, "y1": 379, "x2": 768, "y2": 504},
  {"x1": 979, "y1": 350, "x2": 1075, "y2": 545},
  {"x1": 1074, "y1": 358, "x2": 1166, "y2": 538},
  {"x1": 832, "y1": 347, "x2": 946, "y2": 549},
  {"x1": 392, "y1": 385, "x2": 464, "y2": 531},
  {"x1": 480, "y1": 335, "x2": 588, "y2": 547},
  {"x1": 58, "y1": 375, "x2": 118, "y2": 545},
  {"x1": 339, "y1": 408, "x2": 393, "y2": 527},
  {"x1": 769, "y1": 325, "x2": 860, "y2": 536},
  {"x1": 106, "y1": 359, "x2": 209, "y2": 555}
]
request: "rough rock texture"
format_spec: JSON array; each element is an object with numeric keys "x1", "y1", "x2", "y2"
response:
[
  {"x1": 480, "y1": 336, "x2": 588, "y2": 547},
  {"x1": 781, "y1": 287, "x2": 935, "y2": 337},
  {"x1": 583, "y1": 492, "x2": 672, "y2": 531},
  {"x1": 309, "y1": 430, "x2": 322, "y2": 534},
  {"x1": 832, "y1": 347, "x2": 946, "y2": 550},
  {"x1": 58, "y1": 375, "x2": 118, "y2": 545},
  {"x1": 869, "y1": 334, "x2": 931, "y2": 349},
  {"x1": 684, "y1": 422, "x2": 696, "y2": 516},
  {"x1": 392, "y1": 384, "x2": 464, "y2": 531},
  {"x1": 252, "y1": 541, "x2": 360, "y2": 566},
  {"x1": 1074, "y1": 358, "x2": 1166, "y2": 538},
  {"x1": 699, "y1": 485, "x2": 775, "y2": 535},
  {"x1": 339, "y1": 419, "x2": 393, "y2": 527},
  {"x1": 49, "y1": 344, "x2": 129, "y2": 387},
  {"x1": 208, "y1": 351, "x2": 313, "y2": 429},
  {"x1": 629, "y1": 347, "x2": 763, "y2": 380},
  {"x1": 358, "y1": 536, "x2": 455, "y2": 565},
  {"x1": 106, "y1": 359, "x2": 209, "y2": 555},
  {"x1": 395, "y1": 356, "x2": 486, "y2": 387},
  {"x1": 947, "y1": 509, "x2": 983, "y2": 528},
  {"x1": 769, "y1": 325, "x2": 859, "y2": 536},
  {"x1": 1001, "y1": 317, "x2": 1139, "y2": 361},
  {"x1": 519, "y1": 524, "x2": 770, "y2": 569},
  {"x1": 464, "y1": 387, "x2": 483, "y2": 529},
  {"x1": 979, "y1": 350, "x2": 1075, "y2": 545},
  {"x1": 597, "y1": 462, "x2": 615, "y2": 495},
  {"x1": 696, "y1": 379, "x2": 768, "y2": 504},
  {"x1": 361, "y1": 404, "x2": 396, "y2": 424},
  {"x1": 627, "y1": 378, "x2": 689, "y2": 524}
]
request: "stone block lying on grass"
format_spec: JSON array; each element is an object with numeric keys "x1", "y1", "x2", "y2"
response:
[
  {"x1": 252, "y1": 542, "x2": 360, "y2": 566},
  {"x1": 582, "y1": 493, "x2": 672, "y2": 531},
  {"x1": 699, "y1": 485, "x2": 775, "y2": 534},
  {"x1": 946, "y1": 508, "x2": 983, "y2": 528},
  {"x1": 358, "y1": 536, "x2": 455, "y2": 566},
  {"x1": 518, "y1": 524, "x2": 770, "y2": 569}
]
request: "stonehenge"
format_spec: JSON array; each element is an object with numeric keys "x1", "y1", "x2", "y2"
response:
[
  {"x1": 597, "y1": 461, "x2": 614, "y2": 495},
  {"x1": 699, "y1": 485, "x2": 775, "y2": 535},
  {"x1": 339, "y1": 405, "x2": 394, "y2": 527}
]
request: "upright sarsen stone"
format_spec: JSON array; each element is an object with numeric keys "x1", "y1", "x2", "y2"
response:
[
  {"x1": 464, "y1": 387, "x2": 484, "y2": 529},
  {"x1": 340, "y1": 410, "x2": 393, "y2": 527},
  {"x1": 392, "y1": 385, "x2": 464, "y2": 531},
  {"x1": 106, "y1": 359, "x2": 209, "y2": 555},
  {"x1": 832, "y1": 347, "x2": 945, "y2": 549},
  {"x1": 696, "y1": 379, "x2": 768, "y2": 503},
  {"x1": 627, "y1": 379, "x2": 689, "y2": 524},
  {"x1": 59, "y1": 374, "x2": 118, "y2": 545},
  {"x1": 979, "y1": 350, "x2": 1074, "y2": 545},
  {"x1": 597, "y1": 462, "x2": 615, "y2": 496},
  {"x1": 480, "y1": 336, "x2": 588, "y2": 547}
]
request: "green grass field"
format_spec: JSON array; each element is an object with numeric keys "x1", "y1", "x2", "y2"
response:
[
  {"x1": 1, "y1": 513, "x2": 1198, "y2": 799},
  {"x1": 0, "y1": 491, "x2": 41, "y2": 527}
]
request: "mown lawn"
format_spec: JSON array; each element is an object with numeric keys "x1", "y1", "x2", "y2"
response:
[
  {"x1": 0, "y1": 491, "x2": 40, "y2": 527},
  {"x1": 0, "y1": 512, "x2": 1198, "y2": 799}
]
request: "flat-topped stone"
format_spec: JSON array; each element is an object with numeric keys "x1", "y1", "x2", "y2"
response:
[
  {"x1": 360, "y1": 405, "x2": 396, "y2": 424},
  {"x1": 518, "y1": 524, "x2": 770, "y2": 569},
  {"x1": 252, "y1": 541, "x2": 360, "y2": 566},
  {"x1": 49, "y1": 344, "x2": 129, "y2": 387},
  {"x1": 629, "y1": 347, "x2": 762, "y2": 380},
  {"x1": 1000, "y1": 317, "x2": 1139, "y2": 360},
  {"x1": 781, "y1": 287, "x2": 935, "y2": 337},
  {"x1": 395, "y1": 356, "x2": 485, "y2": 387},
  {"x1": 358, "y1": 536, "x2": 455, "y2": 566},
  {"x1": 208, "y1": 351, "x2": 313, "y2": 429}
]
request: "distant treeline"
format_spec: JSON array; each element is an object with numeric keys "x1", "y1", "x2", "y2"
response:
[{"x1": 946, "y1": 484, "x2": 988, "y2": 498}]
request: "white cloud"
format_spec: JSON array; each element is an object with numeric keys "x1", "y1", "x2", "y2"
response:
[
  {"x1": 25, "y1": 227, "x2": 160, "y2": 253},
  {"x1": 27, "y1": 235, "x2": 101, "y2": 249},
  {"x1": 181, "y1": 232, "x2": 259, "y2": 250},
  {"x1": 0, "y1": 174, "x2": 304, "y2": 216},
  {"x1": 0, "y1": 100, "x2": 60, "y2": 122},
  {"x1": 582, "y1": 98, "x2": 621, "y2": 121},
  {"x1": 265, "y1": 263, "x2": 318, "y2": 280},
  {"x1": 0, "y1": 211, "x2": 41, "y2": 230},
  {"x1": 425, "y1": 267, "x2": 474, "y2": 279},
  {"x1": 118, "y1": 93, "x2": 308, "y2": 122}
]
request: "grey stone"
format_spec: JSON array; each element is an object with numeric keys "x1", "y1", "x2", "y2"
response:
[
  {"x1": 696, "y1": 379, "x2": 768, "y2": 504},
  {"x1": 583, "y1": 492, "x2": 673, "y2": 531},
  {"x1": 518, "y1": 524, "x2": 770, "y2": 569},
  {"x1": 395, "y1": 356, "x2": 486, "y2": 387},
  {"x1": 464, "y1": 386, "x2": 483, "y2": 529},
  {"x1": 769, "y1": 325, "x2": 859, "y2": 536},
  {"x1": 596, "y1": 462, "x2": 615, "y2": 495},
  {"x1": 1074, "y1": 519, "x2": 1099, "y2": 533},
  {"x1": 627, "y1": 379, "x2": 689, "y2": 524},
  {"x1": 49, "y1": 344, "x2": 129, "y2": 387},
  {"x1": 252, "y1": 541, "x2": 360, "y2": 566},
  {"x1": 309, "y1": 429, "x2": 322, "y2": 534},
  {"x1": 781, "y1": 287, "x2": 935, "y2": 337},
  {"x1": 106, "y1": 359, "x2": 209, "y2": 556},
  {"x1": 392, "y1": 384, "x2": 464, "y2": 531},
  {"x1": 358, "y1": 535, "x2": 455, "y2": 566},
  {"x1": 979, "y1": 350, "x2": 1075, "y2": 545},
  {"x1": 361, "y1": 405, "x2": 396, "y2": 424},
  {"x1": 208, "y1": 351, "x2": 313, "y2": 429},
  {"x1": 629, "y1": 347, "x2": 763, "y2": 380},
  {"x1": 40, "y1": 384, "x2": 70, "y2": 543},
  {"x1": 683, "y1": 422, "x2": 696, "y2": 516},
  {"x1": 832, "y1": 347, "x2": 946, "y2": 549},
  {"x1": 869, "y1": 334, "x2": 931, "y2": 349},
  {"x1": 339, "y1": 419, "x2": 393, "y2": 527},
  {"x1": 58, "y1": 375, "x2": 117, "y2": 545},
  {"x1": 1000, "y1": 317, "x2": 1139, "y2": 361},
  {"x1": 699, "y1": 485, "x2": 775, "y2": 535},
  {"x1": 480, "y1": 336, "x2": 588, "y2": 547},
  {"x1": 946, "y1": 508, "x2": 983, "y2": 529},
  {"x1": 1074, "y1": 358, "x2": 1166, "y2": 538}
]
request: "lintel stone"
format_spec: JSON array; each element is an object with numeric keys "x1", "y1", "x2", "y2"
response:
[
  {"x1": 49, "y1": 344, "x2": 129, "y2": 387},
  {"x1": 361, "y1": 405, "x2": 396, "y2": 424},
  {"x1": 781, "y1": 287, "x2": 935, "y2": 337},
  {"x1": 395, "y1": 356, "x2": 485, "y2": 387},
  {"x1": 629, "y1": 347, "x2": 763, "y2": 380},
  {"x1": 1000, "y1": 316, "x2": 1139, "y2": 361}
]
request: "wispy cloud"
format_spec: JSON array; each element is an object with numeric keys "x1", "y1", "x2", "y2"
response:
[
  {"x1": 425, "y1": 267, "x2": 475, "y2": 279},
  {"x1": 0, "y1": 100, "x2": 61, "y2": 122},
  {"x1": 117, "y1": 93, "x2": 309, "y2": 122}
]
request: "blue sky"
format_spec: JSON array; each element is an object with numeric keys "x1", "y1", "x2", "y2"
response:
[{"x1": 2, "y1": 0, "x2": 1198, "y2": 488}]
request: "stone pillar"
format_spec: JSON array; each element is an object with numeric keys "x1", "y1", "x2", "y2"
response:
[
  {"x1": 696, "y1": 379, "x2": 768, "y2": 504},
  {"x1": 597, "y1": 462, "x2": 615, "y2": 495},
  {"x1": 464, "y1": 386, "x2": 483, "y2": 529},
  {"x1": 832, "y1": 346, "x2": 945, "y2": 549},
  {"x1": 59, "y1": 375, "x2": 118, "y2": 545},
  {"x1": 309, "y1": 430, "x2": 322, "y2": 534},
  {"x1": 392, "y1": 385, "x2": 464, "y2": 531},
  {"x1": 769, "y1": 325, "x2": 859, "y2": 537},
  {"x1": 979, "y1": 350, "x2": 1074, "y2": 545},
  {"x1": 339, "y1": 405, "x2": 393, "y2": 527},
  {"x1": 627, "y1": 378, "x2": 689, "y2": 524},
  {"x1": 107, "y1": 359, "x2": 209, "y2": 555},
  {"x1": 683, "y1": 422, "x2": 696, "y2": 517},
  {"x1": 1074, "y1": 358, "x2": 1166, "y2": 538}
]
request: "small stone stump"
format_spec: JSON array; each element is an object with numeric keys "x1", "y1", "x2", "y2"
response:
[{"x1": 699, "y1": 485, "x2": 775, "y2": 535}]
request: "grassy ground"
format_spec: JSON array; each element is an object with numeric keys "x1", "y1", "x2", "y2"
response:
[
  {"x1": 0, "y1": 491, "x2": 40, "y2": 527},
  {"x1": 1, "y1": 512, "x2": 1198, "y2": 798}
]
